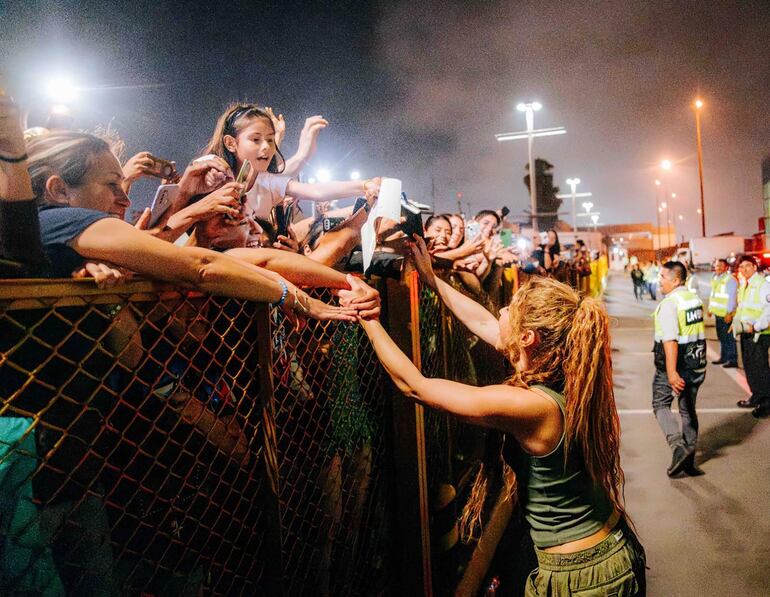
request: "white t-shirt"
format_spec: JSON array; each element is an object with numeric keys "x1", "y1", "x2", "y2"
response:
[{"x1": 243, "y1": 172, "x2": 292, "y2": 220}]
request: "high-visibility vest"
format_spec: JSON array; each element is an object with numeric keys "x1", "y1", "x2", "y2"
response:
[
  {"x1": 653, "y1": 289, "x2": 706, "y2": 371},
  {"x1": 736, "y1": 273, "x2": 770, "y2": 335},
  {"x1": 709, "y1": 272, "x2": 733, "y2": 317}
]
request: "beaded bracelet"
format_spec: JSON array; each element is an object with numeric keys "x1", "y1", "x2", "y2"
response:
[{"x1": 273, "y1": 280, "x2": 289, "y2": 307}]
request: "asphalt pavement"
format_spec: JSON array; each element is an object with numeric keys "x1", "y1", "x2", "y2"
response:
[{"x1": 605, "y1": 271, "x2": 770, "y2": 596}]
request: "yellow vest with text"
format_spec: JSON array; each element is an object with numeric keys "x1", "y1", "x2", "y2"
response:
[
  {"x1": 653, "y1": 289, "x2": 706, "y2": 371},
  {"x1": 708, "y1": 272, "x2": 732, "y2": 318},
  {"x1": 736, "y1": 274, "x2": 770, "y2": 335}
]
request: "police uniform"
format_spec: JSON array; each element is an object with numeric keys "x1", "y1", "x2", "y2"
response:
[
  {"x1": 652, "y1": 286, "x2": 707, "y2": 465},
  {"x1": 734, "y1": 272, "x2": 770, "y2": 415},
  {"x1": 709, "y1": 271, "x2": 738, "y2": 365}
]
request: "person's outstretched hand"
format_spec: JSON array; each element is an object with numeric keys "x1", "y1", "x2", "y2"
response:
[
  {"x1": 178, "y1": 156, "x2": 233, "y2": 200},
  {"x1": 297, "y1": 115, "x2": 328, "y2": 160},
  {"x1": 338, "y1": 274, "x2": 381, "y2": 320},
  {"x1": 410, "y1": 234, "x2": 438, "y2": 290}
]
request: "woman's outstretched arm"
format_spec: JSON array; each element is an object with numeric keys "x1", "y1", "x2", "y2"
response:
[{"x1": 410, "y1": 236, "x2": 501, "y2": 348}]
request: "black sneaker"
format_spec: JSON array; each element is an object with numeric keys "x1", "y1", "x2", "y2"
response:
[
  {"x1": 667, "y1": 445, "x2": 689, "y2": 477},
  {"x1": 751, "y1": 404, "x2": 770, "y2": 419}
]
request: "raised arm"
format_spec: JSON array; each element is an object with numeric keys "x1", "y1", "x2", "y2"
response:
[
  {"x1": 281, "y1": 115, "x2": 328, "y2": 178},
  {"x1": 356, "y1": 308, "x2": 559, "y2": 452},
  {"x1": 71, "y1": 218, "x2": 357, "y2": 322},
  {"x1": 411, "y1": 236, "x2": 501, "y2": 348},
  {"x1": 286, "y1": 177, "x2": 380, "y2": 203},
  {"x1": 225, "y1": 246, "x2": 349, "y2": 289}
]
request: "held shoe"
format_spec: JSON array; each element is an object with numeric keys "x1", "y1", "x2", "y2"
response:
[{"x1": 667, "y1": 446, "x2": 690, "y2": 477}]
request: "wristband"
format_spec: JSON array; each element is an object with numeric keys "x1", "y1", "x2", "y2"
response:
[
  {"x1": 273, "y1": 280, "x2": 289, "y2": 307},
  {"x1": 0, "y1": 152, "x2": 28, "y2": 163}
]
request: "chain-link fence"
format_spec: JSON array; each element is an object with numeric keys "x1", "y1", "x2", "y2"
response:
[{"x1": 0, "y1": 268, "x2": 522, "y2": 596}]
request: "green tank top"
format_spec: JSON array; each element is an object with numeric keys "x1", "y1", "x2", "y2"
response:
[{"x1": 517, "y1": 385, "x2": 614, "y2": 549}]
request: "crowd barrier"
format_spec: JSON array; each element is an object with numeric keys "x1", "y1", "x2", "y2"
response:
[{"x1": 0, "y1": 259, "x2": 603, "y2": 596}]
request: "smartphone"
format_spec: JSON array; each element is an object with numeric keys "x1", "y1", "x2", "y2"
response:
[
  {"x1": 500, "y1": 229, "x2": 513, "y2": 248},
  {"x1": 322, "y1": 217, "x2": 346, "y2": 232},
  {"x1": 500, "y1": 206, "x2": 510, "y2": 218},
  {"x1": 353, "y1": 196, "x2": 368, "y2": 213},
  {"x1": 465, "y1": 221, "x2": 480, "y2": 240},
  {"x1": 150, "y1": 156, "x2": 176, "y2": 180},
  {"x1": 148, "y1": 184, "x2": 179, "y2": 228}
]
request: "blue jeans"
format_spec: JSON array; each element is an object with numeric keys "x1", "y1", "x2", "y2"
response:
[
  {"x1": 714, "y1": 315, "x2": 737, "y2": 364},
  {"x1": 652, "y1": 368, "x2": 705, "y2": 451}
]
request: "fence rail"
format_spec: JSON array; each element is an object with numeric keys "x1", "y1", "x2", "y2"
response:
[{"x1": 2, "y1": 263, "x2": 601, "y2": 596}]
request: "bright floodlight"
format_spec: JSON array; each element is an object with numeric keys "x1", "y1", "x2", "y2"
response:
[
  {"x1": 45, "y1": 76, "x2": 79, "y2": 103},
  {"x1": 50, "y1": 104, "x2": 72, "y2": 116},
  {"x1": 566, "y1": 177, "x2": 580, "y2": 186},
  {"x1": 671, "y1": 192, "x2": 677, "y2": 198},
  {"x1": 695, "y1": 99, "x2": 704, "y2": 109},
  {"x1": 661, "y1": 159, "x2": 672, "y2": 170},
  {"x1": 516, "y1": 103, "x2": 527, "y2": 112},
  {"x1": 661, "y1": 201, "x2": 667, "y2": 208},
  {"x1": 307, "y1": 177, "x2": 317, "y2": 184},
  {"x1": 590, "y1": 214, "x2": 599, "y2": 224},
  {"x1": 697, "y1": 208, "x2": 702, "y2": 214},
  {"x1": 517, "y1": 238, "x2": 528, "y2": 250},
  {"x1": 350, "y1": 170, "x2": 361, "y2": 181},
  {"x1": 531, "y1": 102, "x2": 542, "y2": 111},
  {"x1": 678, "y1": 215, "x2": 684, "y2": 221},
  {"x1": 654, "y1": 179, "x2": 661, "y2": 186},
  {"x1": 315, "y1": 168, "x2": 332, "y2": 183},
  {"x1": 659, "y1": 207, "x2": 663, "y2": 212},
  {"x1": 582, "y1": 201, "x2": 593, "y2": 212}
]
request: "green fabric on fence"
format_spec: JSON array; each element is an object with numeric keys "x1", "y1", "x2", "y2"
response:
[{"x1": 0, "y1": 417, "x2": 65, "y2": 596}]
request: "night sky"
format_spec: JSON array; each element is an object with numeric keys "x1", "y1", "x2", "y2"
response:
[{"x1": 1, "y1": 0, "x2": 768, "y2": 236}]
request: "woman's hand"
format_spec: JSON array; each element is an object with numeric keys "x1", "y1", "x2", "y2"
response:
[
  {"x1": 297, "y1": 115, "x2": 328, "y2": 160},
  {"x1": 338, "y1": 274, "x2": 381, "y2": 320},
  {"x1": 72, "y1": 261, "x2": 128, "y2": 289},
  {"x1": 264, "y1": 106, "x2": 286, "y2": 147},
  {"x1": 189, "y1": 182, "x2": 244, "y2": 222},
  {"x1": 178, "y1": 156, "x2": 234, "y2": 200},
  {"x1": 410, "y1": 235, "x2": 438, "y2": 290},
  {"x1": 363, "y1": 177, "x2": 381, "y2": 209},
  {"x1": 273, "y1": 225, "x2": 300, "y2": 252},
  {"x1": 121, "y1": 151, "x2": 158, "y2": 193},
  {"x1": 281, "y1": 286, "x2": 357, "y2": 324}
]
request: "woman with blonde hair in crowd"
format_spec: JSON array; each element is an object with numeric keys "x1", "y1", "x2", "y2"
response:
[{"x1": 346, "y1": 236, "x2": 646, "y2": 596}]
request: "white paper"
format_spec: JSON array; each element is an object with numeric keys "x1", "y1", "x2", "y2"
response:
[{"x1": 361, "y1": 178, "x2": 402, "y2": 272}]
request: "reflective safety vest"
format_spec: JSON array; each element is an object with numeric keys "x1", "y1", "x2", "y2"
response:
[
  {"x1": 709, "y1": 272, "x2": 733, "y2": 318},
  {"x1": 653, "y1": 289, "x2": 706, "y2": 371},
  {"x1": 736, "y1": 273, "x2": 770, "y2": 335}
]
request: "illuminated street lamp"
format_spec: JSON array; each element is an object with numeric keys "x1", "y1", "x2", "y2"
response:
[
  {"x1": 557, "y1": 177, "x2": 592, "y2": 231},
  {"x1": 45, "y1": 75, "x2": 80, "y2": 104},
  {"x1": 496, "y1": 101, "x2": 566, "y2": 231},
  {"x1": 659, "y1": 160, "x2": 674, "y2": 247},
  {"x1": 653, "y1": 179, "x2": 663, "y2": 257},
  {"x1": 694, "y1": 99, "x2": 706, "y2": 236},
  {"x1": 590, "y1": 213, "x2": 599, "y2": 231},
  {"x1": 582, "y1": 201, "x2": 593, "y2": 214}
]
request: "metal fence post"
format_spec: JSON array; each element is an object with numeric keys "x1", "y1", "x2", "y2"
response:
[
  {"x1": 254, "y1": 303, "x2": 286, "y2": 596},
  {"x1": 383, "y1": 273, "x2": 433, "y2": 597}
]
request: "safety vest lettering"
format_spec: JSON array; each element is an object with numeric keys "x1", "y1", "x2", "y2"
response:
[{"x1": 685, "y1": 307, "x2": 703, "y2": 325}]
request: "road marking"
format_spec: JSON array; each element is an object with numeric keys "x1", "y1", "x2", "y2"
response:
[{"x1": 618, "y1": 408, "x2": 749, "y2": 415}]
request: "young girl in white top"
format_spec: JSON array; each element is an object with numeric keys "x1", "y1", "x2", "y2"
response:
[{"x1": 201, "y1": 103, "x2": 380, "y2": 225}]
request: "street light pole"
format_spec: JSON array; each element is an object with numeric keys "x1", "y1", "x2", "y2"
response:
[
  {"x1": 654, "y1": 180, "x2": 662, "y2": 258},
  {"x1": 558, "y1": 178, "x2": 592, "y2": 232},
  {"x1": 694, "y1": 99, "x2": 706, "y2": 236},
  {"x1": 496, "y1": 101, "x2": 565, "y2": 233}
]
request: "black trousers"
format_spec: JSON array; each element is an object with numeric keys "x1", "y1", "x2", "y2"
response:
[
  {"x1": 715, "y1": 315, "x2": 737, "y2": 363},
  {"x1": 740, "y1": 333, "x2": 770, "y2": 404}
]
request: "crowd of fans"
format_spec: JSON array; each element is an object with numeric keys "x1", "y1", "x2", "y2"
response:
[{"x1": 0, "y1": 90, "x2": 609, "y2": 594}]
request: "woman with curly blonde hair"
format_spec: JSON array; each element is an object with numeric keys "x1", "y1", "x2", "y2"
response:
[{"x1": 349, "y1": 236, "x2": 646, "y2": 596}]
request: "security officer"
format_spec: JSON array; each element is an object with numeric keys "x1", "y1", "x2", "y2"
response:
[
  {"x1": 652, "y1": 261, "x2": 706, "y2": 477},
  {"x1": 708, "y1": 258, "x2": 738, "y2": 368},
  {"x1": 733, "y1": 255, "x2": 770, "y2": 417}
]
